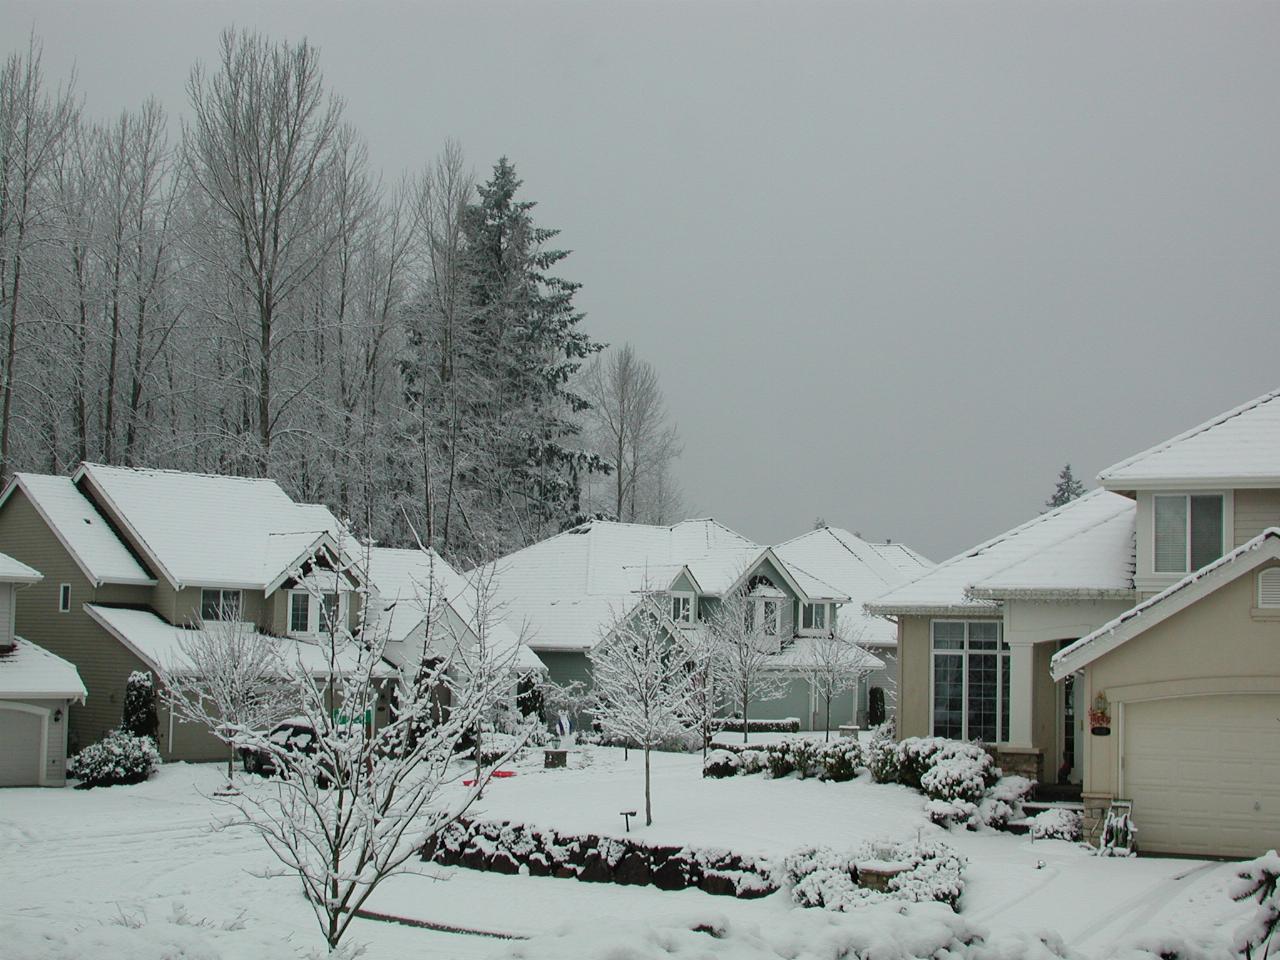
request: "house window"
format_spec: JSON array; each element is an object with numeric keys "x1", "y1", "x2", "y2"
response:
[
  {"x1": 200, "y1": 588, "x2": 242, "y2": 622},
  {"x1": 762, "y1": 599, "x2": 780, "y2": 636},
  {"x1": 1154, "y1": 494, "x2": 1224, "y2": 574},
  {"x1": 320, "y1": 593, "x2": 340, "y2": 633},
  {"x1": 931, "y1": 620, "x2": 1010, "y2": 743},
  {"x1": 801, "y1": 602, "x2": 828, "y2": 634},
  {"x1": 1259, "y1": 568, "x2": 1280, "y2": 608},
  {"x1": 58, "y1": 583, "x2": 71, "y2": 613},
  {"x1": 289, "y1": 592, "x2": 310, "y2": 634},
  {"x1": 670, "y1": 593, "x2": 693, "y2": 624}
]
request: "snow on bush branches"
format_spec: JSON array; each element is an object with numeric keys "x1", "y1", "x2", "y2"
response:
[
  {"x1": 783, "y1": 838, "x2": 968, "y2": 911},
  {"x1": 1029, "y1": 808, "x2": 1084, "y2": 842},
  {"x1": 702, "y1": 737, "x2": 863, "y2": 782},
  {"x1": 68, "y1": 729, "x2": 161, "y2": 788}
]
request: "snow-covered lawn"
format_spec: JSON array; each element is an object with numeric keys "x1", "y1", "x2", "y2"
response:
[{"x1": 0, "y1": 749, "x2": 1253, "y2": 959}]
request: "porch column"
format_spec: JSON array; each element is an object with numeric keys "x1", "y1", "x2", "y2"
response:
[{"x1": 1006, "y1": 641, "x2": 1035, "y2": 748}]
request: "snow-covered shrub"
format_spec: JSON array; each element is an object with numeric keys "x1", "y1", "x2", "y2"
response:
[
  {"x1": 896, "y1": 737, "x2": 950, "y2": 789},
  {"x1": 68, "y1": 729, "x2": 160, "y2": 788},
  {"x1": 867, "y1": 727, "x2": 900, "y2": 783},
  {"x1": 716, "y1": 717, "x2": 800, "y2": 734},
  {"x1": 738, "y1": 749, "x2": 767, "y2": 774},
  {"x1": 790, "y1": 740, "x2": 821, "y2": 779},
  {"x1": 818, "y1": 738, "x2": 862, "y2": 781},
  {"x1": 887, "y1": 839, "x2": 967, "y2": 909},
  {"x1": 1232, "y1": 850, "x2": 1280, "y2": 959},
  {"x1": 765, "y1": 741, "x2": 797, "y2": 778},
  {"x1": 925, "y1": 798, "x2": 979, "y2": 828},
  {"x1": 868, "y1": 685, "x2": 886, "y2": 726},
  {"x1": 703, "y1": 750, "x2": 741, "y2": 779},
  {"x1": 979, "y1": 775, "x2": 1034, "y2": 829},
  {"x1": 920, "y1": 753, "x2": 992, "y2": 804},
  {"x1": 122, "y1": 670, "x2": 158, "y2": 740},
  {"x1": 1030, "y1": 808, "x2": 1083, "y2": 842}
]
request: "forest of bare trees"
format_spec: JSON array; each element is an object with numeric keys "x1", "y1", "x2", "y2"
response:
[{"x1": 0, "y1": 30, "x2": 683, "y2": 564}]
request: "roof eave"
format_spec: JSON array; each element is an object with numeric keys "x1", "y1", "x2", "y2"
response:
[
  {"x1": 1100, "y1": 475, "x2": 1280, "y2": 491},
  {"x1": 864, "y1": 601, "x2": 1002, "y2": 618},
  {"x1": 966, "y1": 586, "x2": 1136, "y2": 602}
]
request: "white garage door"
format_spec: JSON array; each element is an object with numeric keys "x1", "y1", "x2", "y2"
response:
[
  {"x1": 1124, "y1": 694, "x2": 1280, "y2": 857},
  {"x1": 0, "y1": 706, "x2": 43, "y2": 787}
]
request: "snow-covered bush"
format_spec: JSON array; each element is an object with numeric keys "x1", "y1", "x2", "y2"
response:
[
  {"x1": 818, "y1": 738, "x2": 862, "y2": 782},
  {"x1": 738, "y1": 749, "x2": 767, "y2": 774},
  {"x1": 867, "y1": 726, "x2": 900, "y2": 783},
  {"x1": 886, "y1": 839, "x2": 968, "y2": 909},
  {"x1": 979, "y1": 775, "x2": 1034, "y2": 829},
  {"x1": 897, "y1": 737, "x2": 950, "y2": 789},
  {"x1": 1232, "y1": 850, "x2": 1280, "y2": 959},
  {"x1": 1030, "y1": 808, "x2": 1083, "y2": 842},
  {"x1": 716, "y1": 717, "x2": 800, "y2": 734},
  {"x1": 703, "y1": 749, "x2": 741, "y2": 779},
  {"x1": 921, "y1": 753, "x2": 992, "y2": 804},
  {"x1": 765, "y1": 741, "x2": 797, "y2": 778},
  {"x1": 925, "y1": 798, "x2": 978, "y2": 828},
  {"x1": 68, "y1": 729, "x2": 161, "y2": 788},
  {"x1": 782, "y1": 839, "x2": 967, "y2": 912}
]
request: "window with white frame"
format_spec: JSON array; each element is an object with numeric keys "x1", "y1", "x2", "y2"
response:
[
  {"x1": 670, "y1": 592, "x2": 694, "y2": 624},
  {"x1": 1259, "y1": 568, "x2": 1280, "y2": 608},
  {"x1": 1153, "y1": 493, "x2": 1224, "y2": 574},
  {"x1": 287, "y1": 589, "x2": 347, "y2": 636},
  {"x1": 800, "y1": 602, "x2": 828, "y2": 634},
  {"x1": 931, "y1": 620, "x2": 1010, "y2": 743},
  {"x1": 200, "y1": 588, "x2": 242, "y2": 622}
]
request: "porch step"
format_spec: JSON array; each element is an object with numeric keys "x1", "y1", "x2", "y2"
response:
[
  {"x1": 1021, "y1": 800, "x2": 1085, "y2": 814},
  {"x1": 1031, "y1": 783, "x2": 1083, "y2": 804}
]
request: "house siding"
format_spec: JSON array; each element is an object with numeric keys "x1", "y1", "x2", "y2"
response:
[
  {"x1": 1080, "y1": 560, "x2": 1280, "y2": 802},
  {"x1": 1235, "y1": 489, "x2": 1280, "y2": 547},
  {"x1": 896, "y1": 616, "x2": 931, "y2": 738},
  {"x1": 0, "y1": 488, "x2": 155, "y2": 754}
]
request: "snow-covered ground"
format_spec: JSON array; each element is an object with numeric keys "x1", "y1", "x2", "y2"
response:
[{"x1": 0, "y1": 749, "x2": 1251, "y2": 959}]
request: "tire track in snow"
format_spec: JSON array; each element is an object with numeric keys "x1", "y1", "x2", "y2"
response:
[{"x1": 1068, "y1": 862, "x2": 1217, "y2": 952}]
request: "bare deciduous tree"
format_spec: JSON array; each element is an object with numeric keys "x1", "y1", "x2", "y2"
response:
[
  {"x1": 797, "y1": 622, "x2": 878, "y2": 740},
  {"x1": 706, "y1": 582, "x2": 788, "y2": 744}
]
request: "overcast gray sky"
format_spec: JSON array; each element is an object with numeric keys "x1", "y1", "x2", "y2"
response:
[{"x1": 6, "y1": 1, "x2": 1279, "y2": 561}]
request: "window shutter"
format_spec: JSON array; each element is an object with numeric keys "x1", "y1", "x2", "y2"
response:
[{"x1": 1259, "y1": 568, "x2": 1280, "y2": 608}]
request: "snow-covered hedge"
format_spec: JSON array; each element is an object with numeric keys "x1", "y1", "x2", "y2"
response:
[
  {"x1": 1232, "y1": 850, "x2": 1280, "y2": 958},
  {"x1": 701, "y1": 737, "x2": 863, "y2": 782},
  {"x1": 783, "y1": 838, "x2": 968, "y2": 911},
  {"x1": 715, "y1": 717, "x2": 801, "y2": 734},
  {"x1": 424, "y1": 817, "x2": 778, "y2": 899},
  {"x1": 1029, "y1": 807, "x2": 1083, "y2": 842},
  {"x1": 68, "y1": 729, "x2": 161, "y2": 788}
]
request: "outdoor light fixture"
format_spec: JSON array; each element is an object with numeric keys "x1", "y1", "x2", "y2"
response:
[{"x1": 53, "y1": 708, "x2": 63, "y2": 722}]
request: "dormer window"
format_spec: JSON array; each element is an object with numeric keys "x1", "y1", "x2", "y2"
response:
[
  {"x1": 1154, "y1": 494, "x2": 1224, "y2": 574},
  {"x1": 670, "y1": 592, "x2": 694, "y2": 625},
  {"x1": 201, "y1": 588, "x2": 242, "y2": 622},
  {"x1": 800, "y1": 602, "x2": 828, "y2": 635}
]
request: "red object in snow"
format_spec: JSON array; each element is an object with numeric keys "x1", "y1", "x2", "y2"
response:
[{"x1": 463, "y1": 770, "x2": 517, "y2": 787}]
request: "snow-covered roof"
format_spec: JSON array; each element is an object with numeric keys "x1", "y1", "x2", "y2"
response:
[
  {"x1": 84, "y1": 604, "x2": 395, "y2": 678},
  {"x1": 865, "y1": 491, "x2": 1137, "y2": 616},
  {"x1": 364, "y1": 547, "x2": 545, "y2": 674},
  {"x1": 1099, "y1": 386, "x2": 1280, "y2": 489},
  {"x1": 765, "y1": 636, "x2": 885, "y2": 672},
  {"x1": 1051, "y1": 527, "x2": 1280, "y2": 679},
  {"x1": 0, "y1": 473, "x2": 155, "y2": 587},
  {"x1": 73, "y1": 464, "x2": 349, "y2": 592},
  {"x1": 0, "y1": 550, "x2": 41, "y2": 584},
  {"x1": 0, "y1": 637, "x2": 86, "y2": 700},
  {"x1": 481, "y1": 519, "x2": 760, "y2": 652},
  {"x1": 775, "y1": 527, "x2": 935, "y2": 646}
]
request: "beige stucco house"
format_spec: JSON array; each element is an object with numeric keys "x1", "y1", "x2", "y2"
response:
[{"x1": 868, "y1": 386, "x2": 1280, "y2": 857}]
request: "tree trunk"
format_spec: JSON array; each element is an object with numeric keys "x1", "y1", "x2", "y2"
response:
[
  {"x1": 825, "y1": 696, "x2": 832, "y2": 742},
  {"x1": 742, "y1": 692, "x2": 749, "y2": 745},
  {"x1": 644, "y1": 744, "x2": 652, "y2": 826}
]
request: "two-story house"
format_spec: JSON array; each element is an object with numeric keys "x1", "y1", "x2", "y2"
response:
[
  {"x1": 0, "y1": 551, "x2": 86, "y2": 786},
  {"x1": 868, "y1": 386, "x2": 1280, "y2": 857},
  {"x1": 0, "y1": 463, "x2": 374, "y2": 761},
  {"x1": 481, "y1": 518, "x2": 930, "y2": 730}
]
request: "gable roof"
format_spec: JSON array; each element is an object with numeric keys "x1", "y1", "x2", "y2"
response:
[
  {"x1": 0, "y1": 550, "x2": 42, "y2": 584},
  {"x1": 0, "y1": 474, "x2": 156, "y2": 587},
  {"x1": 1098, "y1": 386, "x2": 1280, "y2": 489},
  {"x1": 775, "y1": 527, "x2": 934, "y2": 646},
  {"x1": 364, "y1": 547, "x2": 544, "y2": 674},
  {"x1": 865, "y1": 490, "x2": 1136, "y2": 616},
  {"x1": 1050, "y1": 527, "x2": 1280, "y2": 680},
  {"x1": 481, "y1": 518, "x2": 787, "y2": 652},
  {"x1": 84, "y1": 604, "x2": 395, "y2": 678},
  {"x1": 0, "y1": 637, "x2": 86, "y2": 700},
  {"x1": 73, "y1": 463, "x2": 349, "y2": 592}
]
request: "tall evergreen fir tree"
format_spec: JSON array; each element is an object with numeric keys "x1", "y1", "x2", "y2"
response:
[
  {"x1": 1046, "y1": 463, "x2": 1086, "y2": 510},
  {"x1": 460, "y1": 157, "x2": 605, "y2": 550}
]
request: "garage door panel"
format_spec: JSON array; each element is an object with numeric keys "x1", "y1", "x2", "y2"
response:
[
  {"x1": 1124, "y1": 694, "x2": 1280, "y2": 857},
  {"x1": 0, "y1": 707, "x2": 43, "y2": 786}
]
